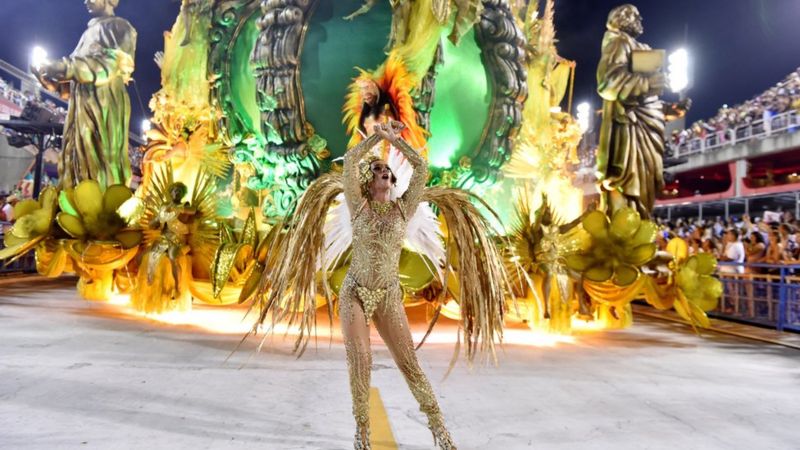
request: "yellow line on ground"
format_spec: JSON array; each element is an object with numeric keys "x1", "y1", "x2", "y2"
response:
[{"x1": 369, "y1": 387, "x2": 399, "y2": 449}]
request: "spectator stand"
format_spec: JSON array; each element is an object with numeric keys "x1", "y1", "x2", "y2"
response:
[
  {"x1": 670, "y1": 67, "x2": 800, "y2": 158},
  {"x1": 672, "y1": 109, "x2": 799, "y2": 158},
  {"x1": 0, "y1": 59, "x2": 67, "y2": 122}
]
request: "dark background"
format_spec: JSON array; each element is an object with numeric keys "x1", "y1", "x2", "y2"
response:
[{"x1": 1, "y1": 0, "x2": 798, "y2": 127}]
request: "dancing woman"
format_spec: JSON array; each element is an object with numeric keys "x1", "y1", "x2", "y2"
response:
[
  {"x1": 339, "y1": 121, "x2": 453, "y2": 449},
  {"x1": 251, "y1": 125, "x2": 509, "y2": 449}
]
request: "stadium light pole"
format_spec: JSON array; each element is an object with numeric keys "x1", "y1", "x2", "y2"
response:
[
  {"x1": 141, "y1": 119, "x2": 152, "y2": 140},
  {"x1": 576, "y1": 102, "x2": 592, "y2": 134},
  {"x1": 22, "y1": 45, "x2": 53, "y2": 199},
  {"x1": 668, "y1": 48, "x2": 690, "y2": 94},
  {"x1": 666, "y1": 48, "x2": 691, "y2": 142},
  {"x1": 27, "y1": 46, "x2": 50, "y2": 98},
  {"x1": 30, "y1": 46, "x2": 49, "y2": 72}
]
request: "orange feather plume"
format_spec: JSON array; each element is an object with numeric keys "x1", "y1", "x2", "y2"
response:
[{"x1": 343, "y1": 52, "x2": 428, "y2": 158}]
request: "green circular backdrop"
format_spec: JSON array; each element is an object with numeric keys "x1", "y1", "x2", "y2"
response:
[{"x1": 300, "y1": 0, "x2": 392, "y2": 157}]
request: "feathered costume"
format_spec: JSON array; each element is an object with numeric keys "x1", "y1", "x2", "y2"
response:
[
  {"x1": 249, "y1": 57, "x2": 510, "y2": 450},
  {"x1": 130, "y1": 164, "x2": 218, "y2": 314},
  {"x1": 343, "y1": 52, "x2": 429, "y2": 152}
]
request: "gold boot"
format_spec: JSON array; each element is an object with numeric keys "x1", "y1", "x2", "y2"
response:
[
  {"x1": 429, "y1": 417, "x2": 456, "y2": 450},
  {"x1": 354, "y1": 424, "x2": 371, "y2": 450}
]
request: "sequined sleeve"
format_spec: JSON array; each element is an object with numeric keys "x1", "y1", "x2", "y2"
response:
[
  {"x1": 395, "y1": 138, "x2": 428, "y2": 218},
  {"x1": 343, "y1": 134, "x2": 382, "y2": 213}
]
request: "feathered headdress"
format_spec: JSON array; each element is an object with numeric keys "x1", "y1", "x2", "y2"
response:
[{"x1": 343, "y1": 51, "x2": 428, "y2": 155}]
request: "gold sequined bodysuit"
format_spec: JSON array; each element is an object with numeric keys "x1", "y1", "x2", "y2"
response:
[
  {"x1": 340, "y1": 134, "x2": 450, "y2": 441},
  {"x1": 348, "y1": 198, "x2": 405, "y2": 323}
]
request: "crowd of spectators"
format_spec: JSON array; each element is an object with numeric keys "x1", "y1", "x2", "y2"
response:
[
  {"x1": 656, "y1": 211, "x2": 800, "y2": 271},
  {"x1": 671, "y1": 67, "x2": 800, "y2": 149},
  {"x1": 0, "y1": 76, "x2": 63, "y2": 228},
  {"x1": 0, "y1": 192, "x2": 20, "y2": 225},
  {"x1": 659, "y1": 212, "x2": 800, "y2": 320},
  {"x1": 0, "y1": 76, "x2": 66, "y2": 122},
  {"x1": 0, "y1": 77, "x2": 30, "y2": 109}
]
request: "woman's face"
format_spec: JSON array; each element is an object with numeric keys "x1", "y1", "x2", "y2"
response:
[
  {"x1": 368, "y1": 160, "x2": 393, "y2": 192},
  {"x1": 360, "y1": 81, "x2": 379, "y2": 106}
]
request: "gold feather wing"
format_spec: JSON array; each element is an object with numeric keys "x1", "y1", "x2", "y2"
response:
[
  {"x1": 422, "y1": 186, "x2": 512, "y2": 363},
  {"x1": 250, "y1": 172, "x2": 345, "y2": 355}
]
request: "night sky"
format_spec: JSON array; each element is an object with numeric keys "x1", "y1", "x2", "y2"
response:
[{"x1": 1, "y1": 0, "x2": 798, "y2": 128}]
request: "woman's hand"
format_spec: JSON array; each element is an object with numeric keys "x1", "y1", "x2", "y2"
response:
[
  {"x1": 373, "y1": 121, "x2": 405, "y2": 144},
  {"x1": 388, "y1": 120, "x2": 405, "y2": 134}
]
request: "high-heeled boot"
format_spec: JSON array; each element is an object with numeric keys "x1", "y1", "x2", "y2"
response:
[
  {"x1": 428, "y1": 416, "x2": 456, "y2": 449},
  {"x1": 353, "y1": 423, "x2": 371, "y2": 450}
]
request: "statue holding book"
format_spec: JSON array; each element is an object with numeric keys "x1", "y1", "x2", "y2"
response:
[
  {"x1": 34, "y1": 0, "x2": 137, "y2": 190},
  {"x1": 596, "y1": 4, "x2": 667, "y2": 219}
]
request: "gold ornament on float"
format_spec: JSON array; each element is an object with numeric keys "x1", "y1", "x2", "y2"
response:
[{"x1": 562, "y1": 208, "x2": 657, "y2": 286}]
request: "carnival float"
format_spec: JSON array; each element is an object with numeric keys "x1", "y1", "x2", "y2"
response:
[{"x1": 1, "y1": 0, "x2": 721, "y2": 340}]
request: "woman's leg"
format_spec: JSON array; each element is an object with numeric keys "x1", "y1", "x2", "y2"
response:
[
  {"x1": 372, "y1": 290, "x2": 455, "y2": 448},
  {"x1": 339, "y1": 281, "x2": 373, "y2": 447}
]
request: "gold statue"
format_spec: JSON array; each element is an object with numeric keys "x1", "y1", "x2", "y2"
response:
[
  {"x1": 35, "y1": 0, "x2": 137, "y2": 190},
  {"x1": 596, "y1": 4, "x2": 666, "y2": 219}
]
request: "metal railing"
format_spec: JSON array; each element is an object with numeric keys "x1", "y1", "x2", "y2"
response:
[
  {"x1": 715, "y1": 262, "x2": 800, "y2": 332},
  {"x1": 670, "y1": 110, "x2": 800, "y2": 158}
]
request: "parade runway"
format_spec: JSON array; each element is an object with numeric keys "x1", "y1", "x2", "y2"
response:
[{"x1": 1, "y1": 279, "x2": 798, "y2": 450}]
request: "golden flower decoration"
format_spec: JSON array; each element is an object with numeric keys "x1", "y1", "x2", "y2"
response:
[
  {"x1": 0, "y1": 187, "x2": 58, "y2": 261},
  {"x1": 358, "y1": 153, "x2": 382, "y2": 194},
  {"x1": 674, "y1": 253, "x2": 723, "y2": 328},
  {"x1": 56, "y1": 180, "x2": 143, "y2": 249},
  {"x1": 563, "y1": 208, "x2": 657, "y2": 286}
]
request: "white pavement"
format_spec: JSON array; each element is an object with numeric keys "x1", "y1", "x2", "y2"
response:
[{"x1": 1, "y1": 279, "x2": 799, "y2": 450}]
